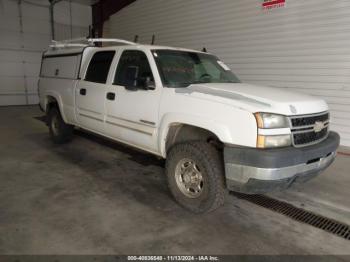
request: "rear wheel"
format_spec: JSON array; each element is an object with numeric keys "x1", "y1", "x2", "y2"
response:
[
  {"x1": 166, "y1": 141, "x2": 226, "y2": 213},
  {"x1": 48, "y1": 107, "x2": 73, "y2": 144}
]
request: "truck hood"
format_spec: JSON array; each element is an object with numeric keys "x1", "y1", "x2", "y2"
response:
[{"x1": 175, "y1": 83, "x2": 328, "y2": 115}]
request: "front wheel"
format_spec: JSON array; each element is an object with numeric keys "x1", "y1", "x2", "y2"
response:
[
  {"x1": 48, "y1": 107, "x2": 74, "y2": 144},
  {"x1": 166, "y1": 141, "x2": 226, "y2": 213}
]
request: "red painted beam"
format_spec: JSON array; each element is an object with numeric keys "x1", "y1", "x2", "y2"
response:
[{"x1": 262, "y1": 0, "x2": 285, "y2": 7}]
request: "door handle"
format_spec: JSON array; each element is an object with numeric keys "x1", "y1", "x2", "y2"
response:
[
  {"x1": 80, "y1": 88, "x2": 86, "y2": 95},
  {"x1": 106, "y1": 92, "x2": 115, "y2": 100}
]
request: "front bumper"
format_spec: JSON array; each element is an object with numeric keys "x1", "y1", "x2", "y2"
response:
[{"x1": 224, "y1": 131, "x2": 340, "y2": 194}]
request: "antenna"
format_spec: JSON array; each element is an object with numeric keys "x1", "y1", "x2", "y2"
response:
[
  {"x1": 88, "y1": 25, "x2": 96, "y2": 38},
  {"x1": 134, "y1": 35, "x2": 139, "y2": 43},
  {"x1": 151, "y1": 35, "x2": 155, "y2": 45}
]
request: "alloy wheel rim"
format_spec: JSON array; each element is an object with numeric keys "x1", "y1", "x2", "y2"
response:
[{"x1": 175, "y1": 158, "x2": 204, "y2": 198}]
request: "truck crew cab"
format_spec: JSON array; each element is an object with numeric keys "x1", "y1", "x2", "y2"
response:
[{"x1": 39, "y1": 38, "x2": 339, "y2": 213}]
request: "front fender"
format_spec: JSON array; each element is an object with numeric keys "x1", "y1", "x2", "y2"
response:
[{"x1": 158, "y1": 113, "x2": 233, "y2": 157}]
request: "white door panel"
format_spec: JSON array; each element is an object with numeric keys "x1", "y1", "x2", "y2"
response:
[
  {"x1": 105, "y1": 49, "x2": 161, "y2": 152},
  {"x1": 75, "y1": 50, "x2": 116, "y2": 133},
  {"x1": 105, "y1": 85, "x2": 160, "y2": 152},
  {"x1": 75, "y1": 80, "x2": 106, "y2": 133}
]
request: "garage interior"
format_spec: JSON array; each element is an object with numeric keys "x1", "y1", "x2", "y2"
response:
[{"x1": 0, "y1": 0, "x2": 349, "y2": 257}]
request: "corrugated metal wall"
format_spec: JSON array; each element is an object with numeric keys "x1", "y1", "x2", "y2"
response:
[
  {"x1": 0, "y1": 0, "x2": 91, "y2": 106},
  {"x1": 104, "y1": 0, "x2": 350, "y2": 146}
]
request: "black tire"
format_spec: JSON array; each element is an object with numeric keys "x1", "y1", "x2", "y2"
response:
[
  {"x1": 47, "y1": 107, "x2": 73, "y2": 144},
  {"x1": 166, "y1": 141, "x2": 226, "y2": 213}
]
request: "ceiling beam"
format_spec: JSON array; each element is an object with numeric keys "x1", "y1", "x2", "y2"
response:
[{"x1": 92, "y1": 0, "x2": 136, "y2": 37}]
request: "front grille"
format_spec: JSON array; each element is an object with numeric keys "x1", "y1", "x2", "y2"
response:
[
  {"x1": 293, "y1": 128, "x2": 328, "y2": 146},
  {"x1": 291, "y1": 112, "x2": 329, "y2": 127},
  {"x1": 290, "y1": 112, "x2": 329, "y2": 147}
]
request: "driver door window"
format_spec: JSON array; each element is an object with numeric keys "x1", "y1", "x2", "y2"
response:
[{"x1": 114, "y1": 50, "x2": 154, "y2": 88}]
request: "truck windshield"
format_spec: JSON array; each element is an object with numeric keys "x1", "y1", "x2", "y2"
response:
[{"x1": 152, "y1": 49, "x2": 240, "y2": 87}]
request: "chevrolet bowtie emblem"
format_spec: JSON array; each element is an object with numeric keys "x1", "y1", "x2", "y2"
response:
[
  {"x1": 289, "y1": 105, "x2": 297, "y2": 114},
  {"x1": 314, "y1": 121, "x2": 325, "y2": 133}
]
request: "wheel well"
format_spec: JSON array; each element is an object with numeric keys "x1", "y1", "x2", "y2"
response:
[
  {"x1": 165, "y1": 124, "x2": 223, "y2": 153},
  {"x1": 45, "y1": 96, "x2": 58, "y2": 113}
]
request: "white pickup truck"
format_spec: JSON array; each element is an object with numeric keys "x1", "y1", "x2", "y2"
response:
[{"x1": 38, "y1": 38, "x2": 339, "y2": 213}]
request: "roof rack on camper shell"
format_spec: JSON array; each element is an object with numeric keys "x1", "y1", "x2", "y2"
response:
[
  {"x1": 43, "y1": 37, "x2": 208, "y2": 58},
  {"x1": 49, "y1": 38, "x2": 136, "y2": 49}
]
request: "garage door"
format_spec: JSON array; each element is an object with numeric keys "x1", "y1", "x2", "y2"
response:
[
  {"x1": 0, "y1": 0, "x2": 91, "y2": 106},
  {"x1": 0, "y1": 0, "x2": 50, "y2": 106}
]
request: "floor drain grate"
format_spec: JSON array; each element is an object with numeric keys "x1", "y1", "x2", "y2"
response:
[{"x1": 231, "y1": 192, "x2": 350, "y2": 241}]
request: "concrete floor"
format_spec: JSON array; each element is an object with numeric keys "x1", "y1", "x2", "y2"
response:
[{"x1": 0, "y1": 105, "x2": 349, "y2": 255}]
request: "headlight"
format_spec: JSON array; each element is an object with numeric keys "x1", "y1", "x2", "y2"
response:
[
  {"x1": 254, "y1": 113, "x2": 289, "y2": 129},
  {"x1": 257, "y1": 134, "x2": 291, "y2": 148},
  {"x1": 255, "y1": 113, "x2": 291, "y2": 148}
]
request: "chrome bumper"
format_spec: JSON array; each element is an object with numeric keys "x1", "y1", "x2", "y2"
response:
[{"x1": 225, "y1": 152, "x2": 335, "y2": 184}]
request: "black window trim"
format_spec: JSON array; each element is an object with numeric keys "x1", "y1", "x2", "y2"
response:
[{"x1": 43, "y1": 52, "x2": 82, "y2": 58}]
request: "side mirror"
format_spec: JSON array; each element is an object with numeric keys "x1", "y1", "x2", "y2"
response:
[
  {"x1": 143, "y1": 76, "x2": 156, "y2": 90},
  {"x1": 122, "y1": 66, "x2": 155, "y2": 91},
  {"x1": 124, "y1": 77, "x2": 155, "y2": 91},
  {"x1": 124, "y1": 85, "x2": 138, "y2": 91}
]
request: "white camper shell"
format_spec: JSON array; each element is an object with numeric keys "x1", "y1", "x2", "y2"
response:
[{"x1": 41, "y1": 38, "x2": 136, "y2": 79}]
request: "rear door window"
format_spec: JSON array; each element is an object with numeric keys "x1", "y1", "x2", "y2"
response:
[{"x1": 85, "y1": 51, "x2": 115, "y2": 84}]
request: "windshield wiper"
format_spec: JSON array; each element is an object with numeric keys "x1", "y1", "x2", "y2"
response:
[
  {"x1": 192, "y1": 80, "x2": 210, "y2": 84},
  {"x1": 173, "y1": 82, "x2": 193, "y2": 87},
  {"x1": 177, "y1": 80, "x2": 239, "y2": 87}
]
